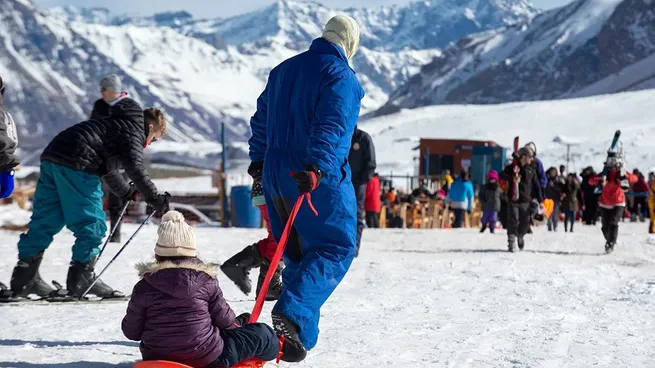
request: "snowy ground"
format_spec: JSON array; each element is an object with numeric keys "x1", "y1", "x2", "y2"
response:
[{"x1": 0, "y1": 222, "x2": 654, "y2": 367}]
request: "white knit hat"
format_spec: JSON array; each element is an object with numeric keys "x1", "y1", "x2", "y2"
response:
[
  {"x1": 322, "y1": 15, "x2": 361, "y2": 60},
  {"x1": 155, "y1": 211, "x2": 197, "y2": 257}
]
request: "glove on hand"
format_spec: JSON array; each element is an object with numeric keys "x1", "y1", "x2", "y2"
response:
[
  {"x1": 248, "y1": 161, "x2": 263, "y2": 181},
  {"x1": 292, "y1": 165, "x2": 323, "y2": 193},
  {"x1": 122, "y1": 182, "x2": 139, "y2": 202},
  {"x1": 147, "y1": 192, "x2": 171, "y2": 214},
  {"x1": 235, "y1": 312, "x2": 251, "y2": 327}
]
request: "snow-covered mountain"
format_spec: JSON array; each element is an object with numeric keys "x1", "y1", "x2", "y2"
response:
[
  {"x1": 3, "y1": 0, "x2": 539, "y2": 168},
  {"x1": 374, "y1": 0, "x2": 655, "y2": 116}
]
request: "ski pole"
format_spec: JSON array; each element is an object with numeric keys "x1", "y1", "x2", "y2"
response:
[
  {"x1": 79, "y1": 210, "x2": 157, "y2": 300},
  {"x1": 98, "y1": 201, "x2": 130, "y2": 260},
  {"x1": 249, "y1": 193, "x2": 317, "y2": 323}
]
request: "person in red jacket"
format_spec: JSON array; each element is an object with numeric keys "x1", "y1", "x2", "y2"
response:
[
  {"x1": 630, "y1": 170, "x2": 649, "y2": 222},
  {"x1": 365, "y1": 173, "x2": 381, "y2": 228},
  {"x1": 589, "y1": 159, "x2": 637, "y2": 254}
]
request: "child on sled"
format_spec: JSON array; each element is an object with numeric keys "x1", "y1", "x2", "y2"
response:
[{"x1": 122, "y1": 211, "x2": 302, "y2": 367}]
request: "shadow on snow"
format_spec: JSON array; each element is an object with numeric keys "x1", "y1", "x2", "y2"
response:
[{"x1": 0, "y1": 339, "x2": 137, "y2": 367}]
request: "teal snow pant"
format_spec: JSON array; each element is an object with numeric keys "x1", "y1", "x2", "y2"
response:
[{"x1": 18, "y1": 161, "x2": 107, "y2": 263}]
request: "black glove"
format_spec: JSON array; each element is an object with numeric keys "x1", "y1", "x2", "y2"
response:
[
  {"x1": 147, "y1": 192, "x2": 171, "y2": 214},
  {"x1": 235, "y1": 312, "x2": 251, "y2": 327},
  {"x1": 292, "y1": 165, "x2": 323, "y2": 193},
  {"x1": 121, "y1": 182, "x2": 139, "y2": 202},
  {"x1": 248, "y1": 161, "x2": 264, "y2": 181}
]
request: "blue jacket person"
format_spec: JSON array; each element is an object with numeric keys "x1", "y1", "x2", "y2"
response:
[{"x1": 247, "y1": 15, "x2": 365, "y2": 362}]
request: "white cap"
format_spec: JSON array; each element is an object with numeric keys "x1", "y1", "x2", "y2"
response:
[{"x1": 155, "y1": 211, "x2": 197, "y2": 257}]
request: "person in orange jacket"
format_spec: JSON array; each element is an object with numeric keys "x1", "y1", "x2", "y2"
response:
[{"x1": 589, "y1": 156, "x2": 637, "y2": 253}]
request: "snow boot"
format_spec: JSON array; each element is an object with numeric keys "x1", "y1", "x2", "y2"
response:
[
  {"x1": 9, "y1": 251, "x2": 55, "y2": 297},
  {"x1": 604, "y1": 242, "x2": 615, "y2": 254},
  {"x1": 272, "y1": 312, "x2": 307, "y2": 362},
  {"x1": 256, "y1": 260, "x2": 283, "y2": 301},
  {"x1": 480, "y1": 225, "x2": 487, "y2": 233},
  {"x1": 517, "y1": 236, "x2": 525, "y2": 251},
  {"x1": 220, "y1": 243, "x2": 263, "y2": 295},
  {"x1": 507, "y1": 235, "x2": 516, "y2": 253},
  {"x1": 66, "y1": 256, "x2": 124, "y2": 298}
]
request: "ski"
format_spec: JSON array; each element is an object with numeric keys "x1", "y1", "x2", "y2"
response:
[
  {"x1": 595, "y1": 130, "x2": 622, "y2": 194},
  {"x1": 0, "y1": 281, "x2": 128, "y2": 305},
  {"x1": 609, "y1": 129, "x2": 621, "y2": 150},
  {"x1": 0, "y1": 295, "x2": 130, "y2": 305},
  {"x1": 512, "y1": 136, "x2": 520, "y2": 201}
]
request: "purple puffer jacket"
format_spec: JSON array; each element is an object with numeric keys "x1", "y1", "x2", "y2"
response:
[{"x1": 121, "y1": 258, "x2": 236, "y2": 367}]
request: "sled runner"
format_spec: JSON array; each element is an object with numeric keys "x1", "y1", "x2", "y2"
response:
[
  {"x1": 133, "y1": 361, "x2": 192, "y2": 368},
  {"x1": 132, "y1": 358, "x2": 265, "y2": 368}
]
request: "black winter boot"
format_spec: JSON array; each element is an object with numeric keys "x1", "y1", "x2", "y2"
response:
[
  {"x1": 508, "y1": 235, "x2": 516, "y2": 253},
  {"x1": 220, "y1": 244, "x2": 263, "y2": 295},
  {"x1": 517, "y1": 236, "x2": 525, "y2": 251},
  {"x1": 256, "y1": 260, "x2": 283, "y2": 301},
  {"x1": 10, "y1": 251, "x2": 55, "y2": 297},
  {"x1": 272, "y1": 312, "x2": 307, "y2": 362},
  {"x1": 66, "y1": 256, "x2": 124, "y2": 298},
  {"x1": 605, "y1": 242, "x2": 615, "y2": 254}
]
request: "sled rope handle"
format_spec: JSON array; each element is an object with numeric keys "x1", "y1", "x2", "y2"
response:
[{"x1": 249, "y1": 193, "x2": 316, "y2": 323}]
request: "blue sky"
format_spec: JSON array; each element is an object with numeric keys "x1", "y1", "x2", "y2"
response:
[{"x1": 33, "y1": 0, "x2": 573, "y2": 18}]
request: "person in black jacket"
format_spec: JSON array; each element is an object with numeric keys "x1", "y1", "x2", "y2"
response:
[
  {"x1": 348, "y1": 126, "x2": 376, "y2": 256},
  {"x1": 0, "y1": 77, "x2": 19, "y2": 199},
  {"x1": 580, "y1": 166, "x2": 598, "y2": 225},
  {"x1": 500, "y1": 147, "x2": 543, "y2": 252},
  {"x1": 9, "y1": 99, "x2": 171, "y2": 299},
  {"x1": 93, "y1": 75, "x2": 131, "y2": 243},
  {"x1": 545, "y1": 167, "x2": 565, "y2": 232}
]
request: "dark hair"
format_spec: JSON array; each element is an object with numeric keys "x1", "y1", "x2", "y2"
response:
[
  {"x1": 459, "y1": 170, "x2": 469, "y2": 180},
  {"x1": 155, "y1": 255, "x2": 196, "y2": 263}
]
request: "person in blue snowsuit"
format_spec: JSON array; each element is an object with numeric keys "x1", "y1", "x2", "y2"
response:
[
  {"x1": 447, "y1": 171, "x2": 475, "y2": 228},
  {"x1": 247, "y1": 15, "x2": 364, "y2": 362}
]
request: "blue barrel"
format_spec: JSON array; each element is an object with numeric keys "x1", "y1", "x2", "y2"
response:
[{"x1": 230, "y1": 185, "x2": 261, "y2": 228}]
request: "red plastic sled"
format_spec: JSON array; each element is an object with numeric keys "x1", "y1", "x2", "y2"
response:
[
  {"x1": 132, "y1": 359, "x2": 265, "y2": 368},
  {"x1": 133, "y1": 361, "x2": 191, "y2": 368}
]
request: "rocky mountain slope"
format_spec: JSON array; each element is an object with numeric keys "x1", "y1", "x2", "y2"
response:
[{"x1": 374, "y1": 0, "x2": 655, "y2": 116}]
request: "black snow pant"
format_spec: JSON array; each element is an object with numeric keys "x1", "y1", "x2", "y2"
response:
[
  {"x1": 108, "y1": 191, "x2": 125, "y2": 242},
  {"x1": 582, "y1": 197, "x2": 599, "y2": 225},
  {"x1": 365, "y1": 211, "x2": 380, "y2": 228},
  {"x1": 631, "y1": 197, "x2": 647, "y2": 221},
  {"x1": 601, "y1": 206, "x2": 624, "y2": 245},
  {"x1": 506, "y1": 201, "x2": 531, "y2": 241},
  {"x1": 205, "y1": 323, "x2": 279, "y2": 368},
  {"x1": 499, "y1": 198, "x2": 508, "y2": 229},
  {"x1": 354, "y1": 183, "x2": 366, "y2": 256},
  {"x1": 452, "y1": 209, "x2": 466, "y2": 228}
]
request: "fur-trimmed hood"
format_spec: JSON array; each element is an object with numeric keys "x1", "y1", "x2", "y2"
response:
[
  {"x1": 136, "y1": 260, "x2": 218, "y2": 278},
  {"x1": 135, "y1": 258, "x2": 219, "y2": 299}
]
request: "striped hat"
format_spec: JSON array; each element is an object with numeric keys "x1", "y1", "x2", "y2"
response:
[{"x1": 155, "y1": 211, "x2": 197, "y2": 257}]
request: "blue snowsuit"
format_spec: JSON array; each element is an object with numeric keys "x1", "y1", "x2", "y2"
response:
[{"x1": 248, "y1": 37, "x2": 365, "y2": 349}]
